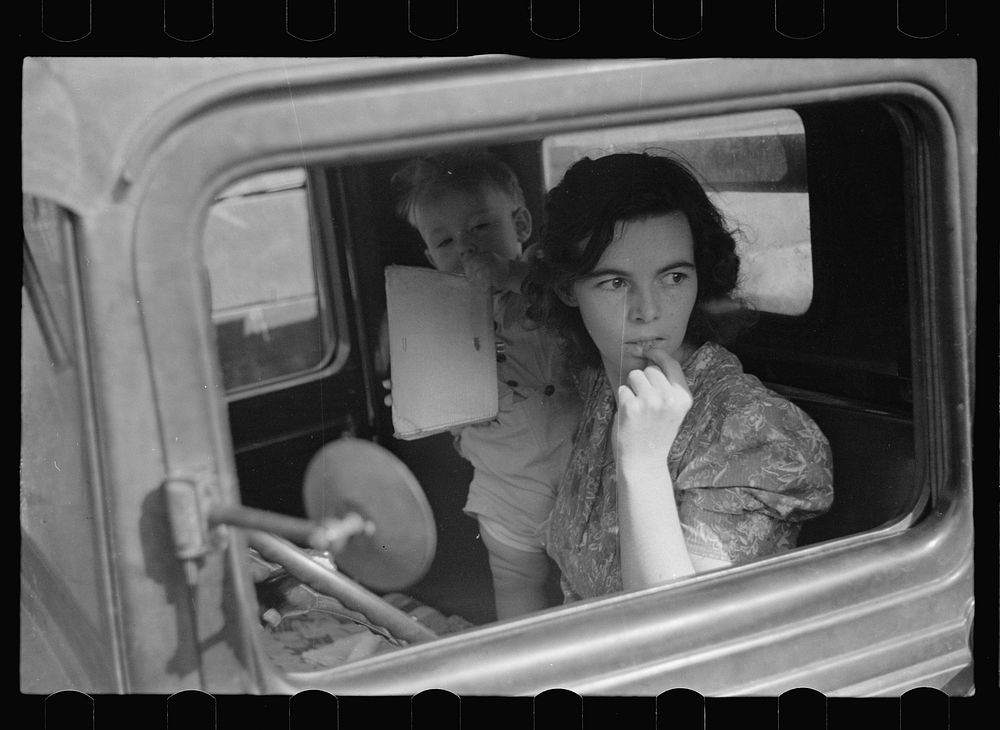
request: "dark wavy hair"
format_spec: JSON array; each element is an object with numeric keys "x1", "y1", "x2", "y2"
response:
[{"x1": 524, "y1": 152, "x2": 753, "y2": 373}]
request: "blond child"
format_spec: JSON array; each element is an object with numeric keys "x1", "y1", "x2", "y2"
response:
[{"x1": 389, "y1": 150, "x2": 582, "y2": 619}]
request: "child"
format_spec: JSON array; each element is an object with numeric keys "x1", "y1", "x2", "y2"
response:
[
  {"x1": 389, "y1": 150, "x2": 582, "y2": 620},
  {"x1": 524, "y1": 153, "x2": 834, "y2": 601}
]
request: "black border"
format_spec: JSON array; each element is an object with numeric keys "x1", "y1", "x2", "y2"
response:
[{"x1": 20, "y1": 1, "x2": 997, "y2": 727}]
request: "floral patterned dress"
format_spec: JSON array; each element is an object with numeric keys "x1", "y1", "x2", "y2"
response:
[{"x1": 544, "y1": 342, "x2": 834, "y2": 602}]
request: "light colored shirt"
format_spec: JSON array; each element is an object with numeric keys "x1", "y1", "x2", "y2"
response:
[{"x1": 458, "y1": 291, "x2": 582, "y2": 551}]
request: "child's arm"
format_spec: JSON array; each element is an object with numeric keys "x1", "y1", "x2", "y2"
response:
[
  {"x1": 479, "y1": 520, "x2": 553, "y2": 619},
  {"x1": 500, "y1": 242, "x2": 540, "y2": 293},
  {"x1": 503, "y1": 258, "x2": 531, "y2": 294},
  {"x1": 462, "y1": 252, "x2": 531, "y2": 294}
]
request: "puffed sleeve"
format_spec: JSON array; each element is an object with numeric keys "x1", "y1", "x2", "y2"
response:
[{"x1": 672, "y1": 382, "x2": 834, "y2": 564}]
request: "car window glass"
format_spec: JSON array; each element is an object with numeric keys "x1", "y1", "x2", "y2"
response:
[
  {"x1": 204, "y1": 168, "x2": 332, "y2": 392},
  {"x1": 21, "y1": 197, "x2": 107, "y2": 637},
  {"x1": 542, "y1": 110, "x2": 813, "y2": 316}
]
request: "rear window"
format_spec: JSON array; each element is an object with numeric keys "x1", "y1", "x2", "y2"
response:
[
  {"x1": 204, "y1": 168, "x2": 334, "y2": 392},
  {"x1": 542, "y1": 110, "x2": 812, "y2": 316}
]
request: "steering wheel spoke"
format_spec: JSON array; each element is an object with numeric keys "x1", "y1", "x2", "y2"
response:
[{"x1": 246, "y1": 530, "x2": 438, "y2": 646}]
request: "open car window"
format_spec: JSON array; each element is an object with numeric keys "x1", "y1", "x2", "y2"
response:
[
  {"x1": 215, "y1": 101, "x2": 924, "y2": 678},
  {"x1": 204, "y1": 168, "x2": 335, "y2": 393}
]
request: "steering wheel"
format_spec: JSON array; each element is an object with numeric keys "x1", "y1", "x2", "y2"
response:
[{"x1": 248, "y1": 438, "x2": 439, "y2": 645}]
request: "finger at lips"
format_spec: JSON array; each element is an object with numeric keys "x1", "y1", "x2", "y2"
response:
[
  {"x1": 642, "y1": 348, "x2": 688, "y2": 390},
  {"x1": 640, "y1": 346, "x2": 676, "y2": 372}
]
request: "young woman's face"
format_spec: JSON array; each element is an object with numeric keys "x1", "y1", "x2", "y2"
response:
[{"x1": 569, "y1": 213, "x2": 698, "y2": 385}]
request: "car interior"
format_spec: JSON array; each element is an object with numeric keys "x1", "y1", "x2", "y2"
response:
[{"x1": 202, "y1": 97, "x2": 925, "y2": 671}]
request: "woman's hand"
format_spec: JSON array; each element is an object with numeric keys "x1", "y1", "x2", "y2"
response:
[
  {"x1": 614, "y1": 347, "x2": 692, "y2": 471},
  {"x1": 613, "y1": 346, "x2": 696, "y2": 589}
]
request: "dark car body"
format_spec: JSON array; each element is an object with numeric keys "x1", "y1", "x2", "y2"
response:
[{"x1": 21, "y1": 57, "x2": 976, "y2": 695}]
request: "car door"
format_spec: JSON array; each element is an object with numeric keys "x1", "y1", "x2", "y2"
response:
[{"x1": 124, "y1": 58, "x2": 974, "y2": 695}]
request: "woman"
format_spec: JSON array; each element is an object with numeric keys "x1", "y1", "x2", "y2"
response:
[{"x1": 525, "y1": 153, "x2": 834, "y2": 602}]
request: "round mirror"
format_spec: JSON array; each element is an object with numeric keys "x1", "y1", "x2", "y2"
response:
[{"x1": 302, "y1": 437, "x2": 437, "y2": 592}]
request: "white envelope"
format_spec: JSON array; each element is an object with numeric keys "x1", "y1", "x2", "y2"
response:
[{"x1": 384, "y1": 266, "x2": 498, "y2": 439}]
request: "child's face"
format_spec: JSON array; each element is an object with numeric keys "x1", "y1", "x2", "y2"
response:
[
  {"x1": 413, "y1": 185, "x2": 530, "y2": 273},
  {"x1": 568, "y1": 213, "x2": 698, "y2": 385}
]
